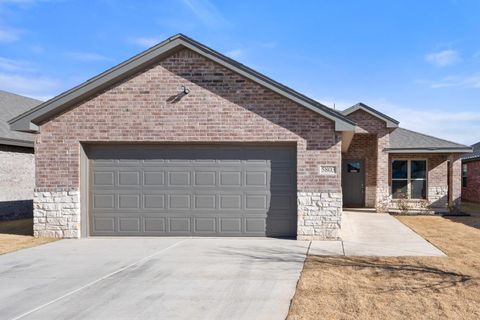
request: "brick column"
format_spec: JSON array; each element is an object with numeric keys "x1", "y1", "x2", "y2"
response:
[
  {"x1": 375, "y1": 130, "x2": 390, "y2": 212},
  {"x1": 448, "y1": 154, "x2": 462, "y2": 212}
]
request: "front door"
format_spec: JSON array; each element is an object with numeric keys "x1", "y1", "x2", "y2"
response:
[{"x1": 342, "y1": 159, "x2": 365, "y2": 207}]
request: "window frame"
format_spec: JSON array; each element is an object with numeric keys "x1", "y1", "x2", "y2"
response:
[
  {"x1": 391, "y1": 159, "x2": 428, "y2": 200},
  {"x1": 462, "y1": 163, "x2": 467, "y2": 188}
]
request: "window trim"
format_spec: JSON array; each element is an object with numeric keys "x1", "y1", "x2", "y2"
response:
[
  {"x1": 391, "y1": 159, "x2": 428, "y2": 200},
  {"x1": 462, "y1": 163, "x2": 468, "y2": 188}
]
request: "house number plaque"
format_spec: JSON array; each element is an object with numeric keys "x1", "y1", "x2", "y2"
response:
[{"x1": 318, "y1": 165, "x2": 336, "y2": 176}]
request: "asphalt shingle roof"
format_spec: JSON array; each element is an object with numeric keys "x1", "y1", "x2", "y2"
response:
[
  {"x1": 462, "y1": 142, "x2": 480, "y2": 161},
  {"x1": 387, "y1": 127, "x2": 471, "y2": 152},
  {"x1": 0, "y1": 90, "x2": 41, "y2": 147}
]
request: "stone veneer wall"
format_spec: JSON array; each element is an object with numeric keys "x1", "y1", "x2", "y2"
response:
[
  {"x1": 34, "y1": 48, "x2": 343, "y2": 239},
  {"x1": 33, "y1": 189, "x2": 80, "y2": 238},
  {"x1": 297, "y1": 191, "x2": 342, "y2": 240}
]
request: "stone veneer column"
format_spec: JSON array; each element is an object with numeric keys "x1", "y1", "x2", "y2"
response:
[
  {"x1": 375, "y1": 131, "x2": 390, "y2": 211},
  {"x1": 33, "y1": 188, "x2": 80, "y2": 238},
  {"x1": 297, "y1": 191, "x2": 343, "y2": 240},
  {"x1": 448, "y1": 154, "x2": 462, "y2": 212}
]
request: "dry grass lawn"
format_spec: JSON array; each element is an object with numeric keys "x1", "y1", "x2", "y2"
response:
[
  {"x1": 288, "y1": 202, "x2": 480, "y2": 320},
  {"x1": 0, "y1": 219, "x2": 57, "y2": 255}
]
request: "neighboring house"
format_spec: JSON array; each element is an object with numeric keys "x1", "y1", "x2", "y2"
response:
[
  {"x1": 0, "y1": 90, "x2": 41, "y2": 220},
  {"x1": 462, "y1": 142, "x2": 480, "y2": 203},
  {"x1": 9, "y1": 34, "x2": 472, "y2": 239}
]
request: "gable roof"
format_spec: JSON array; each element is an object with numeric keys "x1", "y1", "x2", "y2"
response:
[
  {"x1": 9, "y1": 34, "x2": 356, "y2": 133},
  {"x1": 462, "y1": 141, "x2": 480, "y2": 162},
  {"x1": 386, "y1": 127, "x2": 472, "y2": 153},
  {"x1": 0, "y1": 90, "x2": 41, "y2": 148},
  {"x1": 342, "y1": 102, "x2": 399, "y2": 128}
]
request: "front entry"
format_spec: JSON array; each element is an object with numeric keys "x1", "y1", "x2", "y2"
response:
[{"x1": 342, "y1": 159, "x2": 365, "y2": 207}]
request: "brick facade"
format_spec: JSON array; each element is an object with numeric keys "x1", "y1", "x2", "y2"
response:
[
  {"x1": 462, "y1": 160, "x2": 480, "y2": 203},
  {"x1": 344, "y1": 110, "x2": 391, "y2": 211},
  {"x1": 34, "y1": 48, "x2": 342, "y2": 239},
  {"x1": 342, "y1": 134, "x2": 377, "y2": 207},
  {"x1": 343, "y1": 110, "x2": 462, "y2": 213}
]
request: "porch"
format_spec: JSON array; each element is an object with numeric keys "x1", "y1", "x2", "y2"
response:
[{"x1": 341, "y1": 132, "x2": 463, "y2": 214}]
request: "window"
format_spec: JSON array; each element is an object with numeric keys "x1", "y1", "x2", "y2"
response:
[
  {"x1": 347, "y1": 161, "x2": 361, "y2": 173},
  {"x1": 391, "y1": 160, "x2": 427, "y2": 199},
  {"x1": 462, "y1": 164, "x2": 467, "y2": 188}
]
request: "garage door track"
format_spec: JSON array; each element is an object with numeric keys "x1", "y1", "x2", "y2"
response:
[{"x1": 0, "y1": 238, "x2": 309, "y2": 320}]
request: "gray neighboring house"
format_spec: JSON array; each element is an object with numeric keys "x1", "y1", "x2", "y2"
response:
[{"x1": 0, "y1": 90, "x2": 42, "y2": 220}]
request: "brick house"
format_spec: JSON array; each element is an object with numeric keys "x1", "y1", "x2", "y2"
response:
[
  {"x1": 9, "y1": 34, "x2": 472, "y2": 240},
  {"x1": 462, "y1": 142, "x2": 480, "y2": 203},
  {"x1": 0, "y1": 91, "x2": 41, "y2": 220}
]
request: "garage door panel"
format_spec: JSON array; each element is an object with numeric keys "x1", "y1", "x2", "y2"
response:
[
  {"x1": 169, "y1": 218, "x2": 190, "y2": 232},
  {"x1": 93, "y1": 194, "x2": 115, "y2": 210},
  {"x1": 144, "y1": 218, "x2": 166, "y2": 232},
  {"x1": 144, "y1": 194, "x2": 165, "y2": 209},
  {"x1": 168, "y1": 194, "x2": 191, "y2": 209},
  {"x1": 194, "y1": 218, "x2": 216, "y2": 233},
  {"x1": 194, "y1": 194, "x2": 216, "y2": 209},
  {"x1": 144, "y1": 171, "x2": 165, "y2": 186},
  {"x1": 219, "y1": 171, "x2": 241, "y2": 186},
  {"x1": 219, "y1": 194, "x2": 242, "y2": 210},
  {"x1": 193, "y1": 171, "x2": 216, "y2": 187},
  {"x1": 119, "y1": 218, "x2": 141, "y2": 232},
  {"x1": 219, "y1": 218, "x2": 242, "y2": 233},
  {"x1": 88, "y1": 144, "x2": 297, "y2": 237},
  {"x1": 118, "y1": 194, "x2": 140, "y2": 209},
  {"x1": 93, "y1": 217, "x2": 115, "y2": 232},
  {"x1": 167, "y1": 171, "x2": 191, "y2": 186},
  {"x1": 245, "y1": 171, "x2": 268, "y2": 187},
  {"x1": 245, "y1": 218, "x2": 266, "y2": 233},
  {"x1": 93, "y1": 171, "x2": 115, "y2": 186}
]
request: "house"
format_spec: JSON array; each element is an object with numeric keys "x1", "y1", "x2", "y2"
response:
[
  {"x1": 9, "y1": 34, "x2": 472, "y2": 239},
  {"x1": 0, "y1": 90, "x2": 41, "y2": 219},
  {"x1": 462, "y1": 142, "x2": 480, "y2": 203}
]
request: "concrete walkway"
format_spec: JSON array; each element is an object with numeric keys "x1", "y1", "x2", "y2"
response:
[
  {"x1": 0, "y1": 238, "x2": 309, "y2": 320},
  {"x1": 309, "y1": 210, "x2": 446, "y2": 257}
]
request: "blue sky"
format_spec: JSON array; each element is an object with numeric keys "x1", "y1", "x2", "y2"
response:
[{"x1": 1, "y1": 0, "x2": 479, "y2": 144}]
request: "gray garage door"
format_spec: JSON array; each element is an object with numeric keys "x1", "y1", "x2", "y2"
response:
[{"x1": 87, "y1": 144, "x2": 297, "y2": 237}]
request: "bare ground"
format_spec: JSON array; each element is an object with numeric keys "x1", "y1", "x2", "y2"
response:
[
  {"x1": 287, "y1": 202, "x2": 480, "y2": 320},
  {"x1": 0, "y1": 219, "x2": 57, "y2": 255}
]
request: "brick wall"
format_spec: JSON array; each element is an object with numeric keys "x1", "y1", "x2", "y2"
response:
[
  {"x1": 462, "y1": 160, "x2": 480, "y2": 203},
  {"x1": 344, "y1": 109, "x2": 390, "y2": 210},
  {"x1": 342, "y1": 134, "x2": 377, "y2": 207},
  {"x1": 34, "y1": 48, "x2": 343, "y2": 239},
  {"x1": 0, "y1": 145, "x2": 35, "y2": 220}
]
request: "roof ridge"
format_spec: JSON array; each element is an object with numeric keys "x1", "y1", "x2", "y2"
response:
[
  {"x1": 176, "y1": 35, "x2": 352, "y2": 123},
  {"x1": 9, "y1": 33, "x2": 355, "y2": 131},
  {"x1": 397, "y1": 127, "x2": 468, "y2": 148}
]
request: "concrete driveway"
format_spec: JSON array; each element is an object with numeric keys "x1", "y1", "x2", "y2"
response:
[
  {"x1": 309, "y1": 210, "x2": 446, "y2": 257},
  {"x1": 0, "y1": 238, "x2": 309, "y2": 320}
]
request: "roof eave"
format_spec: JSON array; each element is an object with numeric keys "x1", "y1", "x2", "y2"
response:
[
  {"x1": 9, "y1": 34, "x2": 356, "y2": 133},
  {"x1": 0, "y1": 137, "x2": 34, "y2": 148},
  {"x1": 385, "y1": 147, "x2": 473, "y2": 154},
  {"x1": 343, "y1": 103, "x2": 399, "y2": 128},
  {"x1": 463, "y1": 157, "x2": 480, "y2": 163}
]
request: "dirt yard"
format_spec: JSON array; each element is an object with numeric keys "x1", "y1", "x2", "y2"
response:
[
  {"x1": 288, "y1": 202, "x2": 480, "y2": 320},
  {"x1": 0, "y1": 219, "x2": 57, "y2": 255}
]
